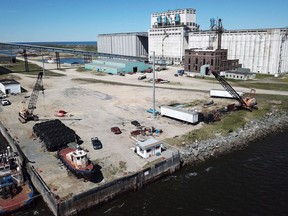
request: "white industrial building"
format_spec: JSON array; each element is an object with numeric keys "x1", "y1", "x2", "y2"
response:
[
  {"x1": 97, "y1": 32, "x2": 148, "y2": 57},
  {"x1": 148, "y1": 8, "x2": 288, "y2": 74},
  {"x1": 0, "y1": 79, "x2": 21, "y2": 95},
  {"x1": 188, "y1": 28, "x2": 288, "y2": 74}
]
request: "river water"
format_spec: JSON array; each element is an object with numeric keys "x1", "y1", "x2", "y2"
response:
[{"x1": 8, "y1": 127, "x2": 288, "y2": 216}]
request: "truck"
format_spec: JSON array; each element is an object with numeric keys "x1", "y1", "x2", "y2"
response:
[
  {"x1": 210, "y1": 89, "x2": 243, "y2": 99},
  {"x1": 160, "y1": 106, "x2": 198, "y2": 124}
]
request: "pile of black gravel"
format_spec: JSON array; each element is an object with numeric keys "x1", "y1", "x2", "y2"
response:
[{"x1": 33, "y1": 119, "x2": 81, "y2": 152}]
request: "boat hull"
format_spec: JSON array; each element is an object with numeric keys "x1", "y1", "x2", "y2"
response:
[
  {"x1": 57, "y1": 147, "x2": 96, "y2": 181},
  {"x1": 0, "y1": 182, "x2": 34, "y2": 215}
]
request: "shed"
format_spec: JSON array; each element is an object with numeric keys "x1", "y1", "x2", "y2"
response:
[
  {"x1": 136, "y1": 138, "x2": 162, "y2": 159},
  {"x1": 0, "y1": 79, "x2": 21, "y2": 95},
  {"x1": 85, "y1": 59, "x2": 150, "y2": 75},
  {"x1": 224, "y1": 69, "x2": 256, "y2": 80}
]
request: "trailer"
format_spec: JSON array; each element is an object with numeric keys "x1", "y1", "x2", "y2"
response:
[
  {"x1": 210, "y1": 89, "x2": 243, "y2": 99},
  {"x1": 160, "y1": 106, "x2": 198, "y2": 124}
]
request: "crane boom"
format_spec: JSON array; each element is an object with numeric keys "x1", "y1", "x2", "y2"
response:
[
  {"x1": 27, "y1": 72, "x2": 43, "y2": 115},
  {"x1": 19, "y1": 72, "x2": 44, "y2": 123},
  {"x1": 211, "y1": 71, "x2": 247, "y2": 108}
]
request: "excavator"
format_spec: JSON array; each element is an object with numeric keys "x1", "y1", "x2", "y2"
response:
[
  {"x1": 212, "y1": 71, "x2": 257, "y2": 111},
  {"x1": 19, "y1": 72, "x2": 44, "y2": 123}
]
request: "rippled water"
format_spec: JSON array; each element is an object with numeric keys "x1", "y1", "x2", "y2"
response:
[{"x1": 9, "y1": 127, "x2": 288, "y2": 216}]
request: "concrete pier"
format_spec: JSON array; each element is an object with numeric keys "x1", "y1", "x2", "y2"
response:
[{"x1": 0, "y1": 121, "x2": 180, "y2": 216}]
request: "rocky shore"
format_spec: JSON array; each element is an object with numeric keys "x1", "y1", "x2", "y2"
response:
[{"x1": 180, "y1": 110, "x2": 288, "y2": 166}]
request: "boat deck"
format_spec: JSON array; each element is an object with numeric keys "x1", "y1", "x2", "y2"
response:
[{"x1": 0, "y1": 183, "x2": 33, "y2": 214}]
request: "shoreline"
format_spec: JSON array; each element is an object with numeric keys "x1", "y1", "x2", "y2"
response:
[{"x1": 180, "y1": 110, "x2": 288, "y2": 166}]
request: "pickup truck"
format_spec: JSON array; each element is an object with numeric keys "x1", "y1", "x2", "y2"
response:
[{"x1": 1, "y1": 98, "x2": 11, "y2": 106}]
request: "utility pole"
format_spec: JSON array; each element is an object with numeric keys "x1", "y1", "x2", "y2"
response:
[
  {"x1": 217, "y1": 18, "x2": 224, "y2": 50},
  {"x1": 41, "y1": 48, "x2": 45, "y2": 78},
  {"x1": 152, "y1": 51, "x2": 156, "y2": 118}
]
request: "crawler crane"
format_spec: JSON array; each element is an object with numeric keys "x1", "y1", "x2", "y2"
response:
[
  {"x1": 212, "y1": 71, "x2": 257, "y2": 111},
  {"x1": 19, "y1": 72, "x2": 44, "y2": 123}
]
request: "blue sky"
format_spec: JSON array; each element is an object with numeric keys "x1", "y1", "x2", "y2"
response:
[{"x1": 0, "y1": 0, "x2": 287, "y2": 42}]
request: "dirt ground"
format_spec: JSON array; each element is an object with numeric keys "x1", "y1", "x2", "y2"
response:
[{"x1": 0, "y1": 57, "x2": 267, "y2": 198}]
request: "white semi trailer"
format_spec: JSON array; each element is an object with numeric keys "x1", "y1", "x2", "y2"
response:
[
  {"x1": 160, "y1": 106, "x2": 198, "y2": 124},
  {"x1": 210, "y1": 89, "x2": 243, "y2": 99}
]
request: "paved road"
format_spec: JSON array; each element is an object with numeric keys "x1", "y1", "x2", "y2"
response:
[{"x1": 18, "y1": 57, "x2": 288, "y2": 96}]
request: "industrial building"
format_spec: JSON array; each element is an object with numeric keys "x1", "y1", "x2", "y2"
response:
[
  {"x1": 96, "y1": 8, "x2": 288, "y2": 74},
  {"x1": 148, "y1": 8, "x2": 288, "y2": 74},
  {"x1": 0, "y1": 79, "x2": 21, "y2": 95},
  {"x1": 149, "y1": 8, "x2": 199, "y2": 65},
  {"x1": 84, "y1": 59, "x2": 150, "y2": 75},
  {"x1": 223, "y1": 69, "x2": 256, "y2": 80},
  {"x1": 97, "y1": 32, "x2": 148, "y2": 58},
  {"x1": 184, "y1": 48, "x2": 240, "y2": 73},
  {"x1": 188, "y1": 28, "x2": 288, "y2": 74}
]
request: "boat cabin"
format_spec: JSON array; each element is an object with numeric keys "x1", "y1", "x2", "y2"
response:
[
  {"x1": 136, "y1": 138, "x2": 162, "y2": 159},
  {"x1": 66, "y1": 147, "x2": 89, "y2": 169}
]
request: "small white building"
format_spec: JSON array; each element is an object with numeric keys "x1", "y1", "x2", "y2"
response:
[
  {"x1": 224, "y1": 70, "x2": 256, "y2": 80},
  {"x1": 136, "y1": 138, "x2": 162, "y2": 159},
  {"x1": 0, "y1": 79, "x2": 21, "y2": 95}
]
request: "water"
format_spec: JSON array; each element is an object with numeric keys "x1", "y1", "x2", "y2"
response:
[{"x1": 6, "y1": 127, "x2": 288, "y2": 216}]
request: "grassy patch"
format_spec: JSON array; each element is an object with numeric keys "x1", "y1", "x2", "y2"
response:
[
  {"x1": 255, "y1": 73, "x2": 274, "y2": 79},
  {"x1": 0, "y1": 60, "x2": 65, "y2": 77},
  {"x1": 168, "y1": 94, "x2": 288, "y2": 145},
  {"x1": 237, "y1": 82, "x2": 288, "y2": 91}
]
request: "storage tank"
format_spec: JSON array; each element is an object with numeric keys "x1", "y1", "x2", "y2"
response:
[
  {"x1": 175, "y1": 13, "x2": 180, "y2": 25},
  {"x1": 163, "y1": 16, "x2": 168, "y2": 25},
  {"x1": 157, "y1": 15, "x2": 162, "y2": 26}
]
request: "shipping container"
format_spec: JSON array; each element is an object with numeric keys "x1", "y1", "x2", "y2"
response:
[
  {"x1": 210, "y1": 89, "x2": 243, "y2": 98},
  {"x1": 160, "y1": 106, "x2": 198, "y2": 124}
]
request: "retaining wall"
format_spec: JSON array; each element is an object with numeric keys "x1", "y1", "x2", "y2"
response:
[
  {"x1": 0, "y1": 121, "x2": 180, "y2": 216},
  {"x1": 58, "y1": 152, "x2": 180, "y2": 216}
]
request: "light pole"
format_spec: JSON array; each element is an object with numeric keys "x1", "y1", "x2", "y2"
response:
[
  {"x1": 41, "y1": 48, "x2": 45, "y2": 77},
  {"x1": 152, "y1": 51, "x2": 156, "y2": 118}
]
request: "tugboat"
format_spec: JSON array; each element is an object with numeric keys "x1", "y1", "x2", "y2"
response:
[
  {"x1": 0, "y1": 147, "x2": 34, "y2": 214},
  {"x1": 57, "y1": 145, "x2": 96, "y2": 181}
]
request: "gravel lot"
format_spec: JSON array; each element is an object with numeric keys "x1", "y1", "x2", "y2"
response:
[{"x1": 1, "y1": 57, "x2": 283, "y2": 198}]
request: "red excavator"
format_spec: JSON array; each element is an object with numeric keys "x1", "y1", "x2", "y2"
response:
[{"x1": 212, "y1": 71, "x2": 257, "y2": 111}]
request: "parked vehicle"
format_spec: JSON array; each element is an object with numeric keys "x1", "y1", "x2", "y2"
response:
[
  {"x1": 138, "y1": 74, "x2": 146, "y2": 80},
  {"x1": 91, "y1": 137, "x2": 102, "y2": 150},
  {"x1": 111, "y1": 127, "x2": 122, "y2": 134},
  {"x1": 131, "y1": 120, "x2": 141, "y2": 127},
  {"x1": 1, "y1": 98, "x2": 11, "y2": 106}
]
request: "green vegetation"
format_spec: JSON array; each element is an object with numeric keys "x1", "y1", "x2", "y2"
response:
[
  {"x1": 224, "y1": 74, "x2": 288, "y2": 91},
  {"x1": 237, "y1": 82, "x2": 288, "y2": 91},
  {"x1": 38, "y1": 44, "x2": 97, "y2": 52},
  {"x1": 165, "y1": 94, "x2": 288, "y2": 146},
  {"x1": 0, "y1": 60, "x2": 65, "y2": 77}
]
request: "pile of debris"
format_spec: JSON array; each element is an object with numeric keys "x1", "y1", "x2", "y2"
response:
[
  {"x1": 130, "y1": 120, "x2": 162, "y2": 142},
  {"x1": 33, "y1": 119, "x2": 81, "y2": 151}
]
